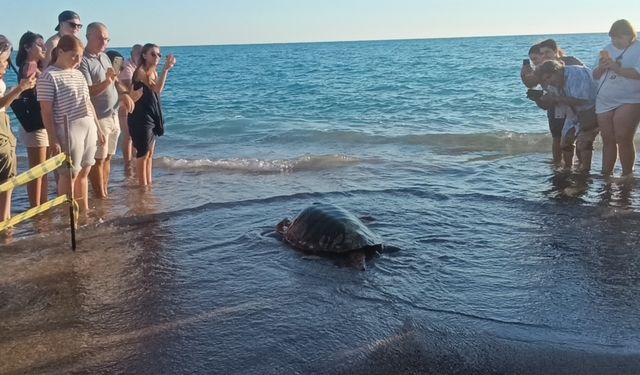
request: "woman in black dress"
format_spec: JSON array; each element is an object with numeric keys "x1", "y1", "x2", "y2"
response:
[{"x1": 128, "y1": 43, "x2": 175, "y2": 186}]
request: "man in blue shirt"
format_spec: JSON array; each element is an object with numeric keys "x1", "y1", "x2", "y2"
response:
[{"x1": 536, "y1": 60, "x2": 598, "y2": 173}]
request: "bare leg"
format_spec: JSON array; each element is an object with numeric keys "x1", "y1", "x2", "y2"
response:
[
  {"x1": 40, "y1": 162, "x2": 49, "y2": 205},
  {"x1": 89, "y1": 158, "x2": 106, "y2": 198},
  {"x1": 552, "y1": 137, "x2": 562, "y2": 166},
  {"x1": 598, "y1": 111, "x2": 617, "y2": 176},
  {"x1": 0, "y1": 189, "x2": 12, "y2": 222},
  {"x1": 75, "y1": 166, "x2": 92, "y2": 211},
  {"x1": 136, "y1": 154, "x2": 148, "y2": 186},
  {"x1": 579, "y1": 149, "x2": 593, "y2": 172},
  {"x1": 103, "y1": 154, "x2": 113, "y2": 195},
  {"x1": 58, "y1": 173, "x2": 73, "y2": 200},
  {"x1": 119, "y1": 112, "x2": 132, "y2": 164},
  {"x1": 147, "y1": 142, "x2": 155, "y2": 185},
  {"x1": 26, "y1": 146, "x2": 49, "y2": 207},
  {"x1": 612, "y1": 104, "x2": 640, "y2": 176},
  {"x1": 561, "y1": 129, "x2": 576, "y2": 170}
]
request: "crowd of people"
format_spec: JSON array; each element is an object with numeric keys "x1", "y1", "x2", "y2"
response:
[
  {"x1": 0, "y1": 10, "x2": 176, "y2": 223},
  {"x1": 521, "y1": 19, "x2": 640, "y2": 178}
]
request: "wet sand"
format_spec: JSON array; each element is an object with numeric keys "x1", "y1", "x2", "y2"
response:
[{"x1": 2, "y1": 224, "x2": 639, "y2": 374}]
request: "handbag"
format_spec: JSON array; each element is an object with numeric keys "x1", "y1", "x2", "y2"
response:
[{"x1": 10, "y1": 88, "x2": 45, "y2": 133}]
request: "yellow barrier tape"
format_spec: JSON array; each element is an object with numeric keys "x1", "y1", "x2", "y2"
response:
[
  {"x1": 0, "y1": 153, "x2": 68, "y2": 193},
  {"x1": 0, "y1": 195, "x2": 69, "y2": 232}
]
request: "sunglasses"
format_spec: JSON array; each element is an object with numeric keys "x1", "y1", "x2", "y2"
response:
[
  {"x1": 67, "y1": 21, "x2": 83, "y2": 30},
  {"x1": 150, "y1": 52, "x2": 162, "y2": 58}
]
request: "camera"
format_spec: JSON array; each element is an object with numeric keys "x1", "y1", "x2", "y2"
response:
[{"x1": 526, "y1": 89, "x2": 544, "y2": 101}]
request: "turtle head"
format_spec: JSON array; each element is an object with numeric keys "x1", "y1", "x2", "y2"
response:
[
  {"x1": 276, "y1": 218, "x2": 291, "y2": 235},
  {"x1": 348, "y1": 251, "x2": 367, "y2": 271}
]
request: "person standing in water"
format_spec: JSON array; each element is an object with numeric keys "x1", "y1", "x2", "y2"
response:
[
  {"x1": 79, "y1": 22, "x2": 136, "y2": 198},
  {"x1": 15, "y1": 31, "x2": 49, "y2": 208},
  {"x1": 593, "y1": 19, "x2": 640, "y2": 178},
  {"x1": 38, "y1": 35, "x2": 104, "y2": 211},
  {"x1": 118, "y1": 44, "x2": 142, "y2": 172},
  {"x1": 128, "y1": 43, "x2": 175, "y2": 187},
  {"x1": 0, "y1": 36, "x2": 36, "y2": 222},
  {"x1": 43, "y1": 10, "x2": 82, "y2": 67}
]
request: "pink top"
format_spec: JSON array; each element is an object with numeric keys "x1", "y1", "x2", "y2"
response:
[{"x1": 119, "y1": 59, "x2": 136, "y2": 83}]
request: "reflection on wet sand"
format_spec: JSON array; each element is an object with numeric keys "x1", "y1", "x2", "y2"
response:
[
  {"x1": 546, "y1": 170, "x2": 593, "y2": 201},
  {"x1": 598, "y1": 177, "x2": 636, "y2": 209},
  {"x1": 323, "y1": 321, "x2": 640, "y2": 375},
  {"x1": 0, "y1": 194, "x2": 178, "y2": 375}
]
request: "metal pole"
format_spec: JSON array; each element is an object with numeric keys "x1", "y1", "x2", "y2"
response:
[{"x1": 64, "y1": 114, "x2": 76, "y2": 251}]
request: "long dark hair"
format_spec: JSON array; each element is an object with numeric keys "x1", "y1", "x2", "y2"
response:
[{"x1": 16, "y1": 31, "x2": 44, "y2": 78}]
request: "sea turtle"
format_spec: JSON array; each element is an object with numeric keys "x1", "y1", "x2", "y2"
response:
[{"x1": 276, "y1": 203, "x2": 398, "y2": 270}]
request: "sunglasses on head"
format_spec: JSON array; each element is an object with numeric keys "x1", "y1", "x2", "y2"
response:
[{"x1": 67, "y1": 21, "x2": 83, "y2": 29}]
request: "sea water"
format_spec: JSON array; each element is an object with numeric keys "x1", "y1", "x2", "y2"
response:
[{"x1": 1, "y1": 34, "x2": 640, "y2": 374}]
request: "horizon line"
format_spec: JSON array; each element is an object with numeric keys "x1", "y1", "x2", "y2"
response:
[{"x1": 110, "y1": 31, "x2": 608, "y2": 50}]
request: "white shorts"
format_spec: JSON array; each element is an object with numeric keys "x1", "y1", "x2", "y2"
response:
[
  {"x1": 56, "y1": 116, "x2": 97, "y2": 174},
  {"x1": 20, "y1": 127, "x2": 49, "y2": 148},
  {"x1": 95, "y1": 113, "x2": 121, "y2": 159}
]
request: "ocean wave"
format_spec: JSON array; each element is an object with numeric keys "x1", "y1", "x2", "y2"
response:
[
  {"x1": 264, "y1": 129, "x2": 557, "y2": 154},
  {"x1": 155, "y1": 154, "x2": 362, "y2": 173}
]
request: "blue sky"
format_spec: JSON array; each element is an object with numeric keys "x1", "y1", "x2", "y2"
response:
[{"x1": 2, "y1": 0, "x2": 639, "y2": 47}]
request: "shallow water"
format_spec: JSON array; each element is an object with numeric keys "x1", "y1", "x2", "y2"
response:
[{"x1": 2, "y1": 35, "x2": 640, "y2": 374}]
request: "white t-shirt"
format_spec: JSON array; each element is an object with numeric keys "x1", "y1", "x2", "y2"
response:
[{"x1": 595, "y1": 41, "x2": 640, "y2": 113}]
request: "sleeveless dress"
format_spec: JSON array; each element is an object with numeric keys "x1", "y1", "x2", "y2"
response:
[{"x1": 128, "y1": 79, "x2": 164, "y2": 158}]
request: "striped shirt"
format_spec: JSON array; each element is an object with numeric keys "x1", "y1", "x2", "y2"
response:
[{"x1": 37, "y1": 66, "x2": 94, "y2": 128}]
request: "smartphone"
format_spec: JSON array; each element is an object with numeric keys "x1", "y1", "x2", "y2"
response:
[
  {"x1": 527, "y1": 89, "x2": 544, "y2": 100},
  {"x1": 25, "y1": 61, "x2": 38, "y2": 77},
  {"x1": 522, "y1": 58, "x2": 530, "y2": 66},
  {"x1": 111, "y1": 56, "x2": 124, "y2": 72}
]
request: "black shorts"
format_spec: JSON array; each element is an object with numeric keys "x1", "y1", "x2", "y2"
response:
[
  {"x1": 547, "y1": 108, "x2": 564, "y2": 139},
  {"x1": 129, "y1": 123, "x2": 155, "y2": 158}
]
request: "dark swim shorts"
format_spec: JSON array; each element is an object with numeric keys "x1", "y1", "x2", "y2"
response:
[{"x1": 547, "y1": 107, "x2": 564, "y2": 139}]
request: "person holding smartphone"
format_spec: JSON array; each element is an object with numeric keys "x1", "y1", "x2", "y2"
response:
[
  {"x1": 593, "y1": 19, "x2": 640, "y2": 178},
  {"x1": 79, "y1": 22, "x2": 137, "y2": 198},
  {"x1": 117, "y1": 44, "x2": 142, "y2": 172},
  {"x1": 128, "y1": 43, "x2": 176, "y2": 187},
  {"x1": 0, "y1": 36, "x2": 37, "y2": 223},
  {"x1": 536, "y1": 60, "x2": 598, "y2": 173},
  {"x1": 15, "y1": 31, "x2": 49, "y2": 208},
  {"x1": 521, "y1": 40, "x2": 584, "y2": 168}
]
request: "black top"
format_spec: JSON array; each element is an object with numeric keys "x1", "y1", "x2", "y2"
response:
[{"x1": 128, "y1": 80, "x2": 164, "y2": 136}]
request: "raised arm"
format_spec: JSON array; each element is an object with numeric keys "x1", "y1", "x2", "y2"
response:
[
  {"x1": 0, "y1": 76, "x2": 36, "y2": 110},
  {"x1": 154, "y1": 54, "x2": 176, "y2": 95}
]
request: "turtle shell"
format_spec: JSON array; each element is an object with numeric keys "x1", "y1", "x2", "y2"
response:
[{"x1": 280, "y1": 203, "x2": 383, "y2": 254}]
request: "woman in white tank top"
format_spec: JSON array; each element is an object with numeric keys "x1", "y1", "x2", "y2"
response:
[{"x1": 593, "y1": 19, "x2": 640, "y2": 178}]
